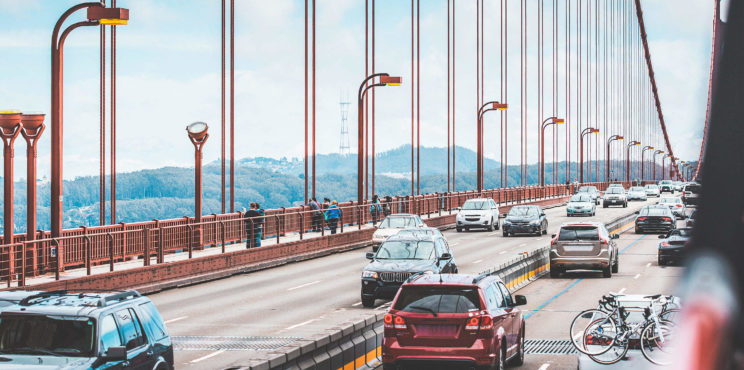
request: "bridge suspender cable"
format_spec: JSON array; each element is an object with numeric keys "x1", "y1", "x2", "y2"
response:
[
  {"x1": 633, "y1": 0, "x2": 682, "y2": 180},
  {"x1": 695, "y1": 0, "x2": 721, "y2": 180}
]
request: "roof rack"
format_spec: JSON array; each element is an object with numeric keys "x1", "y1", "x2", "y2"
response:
[
  {"x1": 472, "y1": 273, "x2": 491, "y2": 284},
  {"x1": 18, "y1": 289, "x2": 141, "y2": 307},
  {"x1": 98, "y1": 290, "x2": 141, "y2": 307},
  {"x1": 19, "y1": 290, "x2": 68, "y2": 306}
]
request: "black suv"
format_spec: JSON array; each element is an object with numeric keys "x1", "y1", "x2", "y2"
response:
[
  {"x1": 0, "y1": 290, "x2": 173, "y2": 369},
  {"x1": 361, "y1": 234, "x2": 458, "y2": 307},
  {"x1": 502, "y1": 205, "x2": 548, "y2": 236}
]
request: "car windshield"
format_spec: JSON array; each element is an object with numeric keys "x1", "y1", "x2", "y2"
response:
[
  {"x1": 394, "y1": 287, "x2": 481, "y2": 313},
  {"x1": 685, "y1": 184, "x2": 702, "y2": 193},
  {"x1": 639, "y1": 207, "x2": 671, "y2": 216},
  {"x1": 376, "y1": 240, "x2": 436, "y2": 260},
  {"x1": 645, "y1": 185, "x2": 658, "y2": 189},
  {"x1": 508, "y1": 206, "x2": 539, "y2": 216},
  {"x1": 630, "y1": 187, "x2": 644, "y2": 192},
  {"x1": 570, "y1": 195, "x2": 592, "y2": 203},
  {"x1": 607, "y1": 188, "x2": 624, "y2": 194},
  {"x1": 462, "y1": 200, "x2": 490, "y2": 210},
  {"x1": 558, "y1": 226, "x2": 599, "y2": 241},
  {"x1": 397, "y1": 229, "x2": 435, "y2": 237},
  {"x1": 578, "y1": 187, "x2": 595, "y2": 193},
  {"x1": 379, "y1": 217, "x2": 417, "y2": 229},
  {"x1": 660, "y1": 198, "x2": 681, "y2": 204},
  {"x1": 668, "y1": 229, "x2": 692, "y2": 237},
  {"x1": 661, "y1": 180, "x2": 672, "y2": 185},
  {"x1": 0, "y1": 315, "x2": 95, "y2": 357}
]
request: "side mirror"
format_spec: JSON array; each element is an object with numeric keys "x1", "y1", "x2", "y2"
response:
[
  {"x1": 366, "y1": 252, "x2": 375, "y2": 260},
  {"x1": 455, "y1": 207, "x2": 461, "y2": 211},
  {"x1": 658, "y1": 234, "x2": 666, "y2": 239},
  {"x1": 540, "y1": 213, "x2": 546, "y2": 217},
  {"x1": 439, "y1": 253, "x2": 452, "y2": 261},
  {"x1": 611, "y1": 234, "x2": 620, "y2": 239},
  {"x1": 635, "y1": 211, "x2": 640, "y2": 214},
  {"x1": 551, "y1": 234, "x2": 556, "y2": 239},
  {"x1": 103, "y1": 346, "x2": 127, "y2": 362},
  {"x1": 514, "y1": 295, "x2": 527, "y2": 306},
  {"x1": 372, "y1": 245, "x2": 379, "y2": 253}
]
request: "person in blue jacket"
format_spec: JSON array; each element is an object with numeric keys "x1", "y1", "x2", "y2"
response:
[
  {"x1": 369, "y1": 195, "x2": 382, "y2": 226},
  {"x1": 325, "y1": 200, "x2": 341, "y2": 234}
]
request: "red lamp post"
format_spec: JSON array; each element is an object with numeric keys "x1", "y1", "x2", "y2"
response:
[
  {"x1": 579, "y1": 128, "x2": 598, "y2": 183},
  {"x1": 477, "y1": 101, "x2": 508, "y2": 192},
  {"x1": 20, "y1": 113, "x2": 45, "y2": 275},
  {"x1": 187, "y1": 122, "x2": 209, "y2": 225},
  {"x1": 357, "y1": 74, "x2": 401, "y2": 206},
  {"x1": 641, "y1": 146, "x2": 655, "y2": 181},
  {"x1": 540, "y1": 117, "x2": 564, "y2": 186},
  {"x1": 605, "y1": 135, "x2": 623, "y2": 183},
  {"x1": 0, "y1": 112, "x2": 22, "y2": 246},
  {"x1": 625, "y1": 141, "x2": 641, "y2": 182},
  {"x1": 652, "y1": 150, "x2": 665, "y2": 181},
  {"x1": 50, "y1": 3, "x2": 129, "y2": 238}
]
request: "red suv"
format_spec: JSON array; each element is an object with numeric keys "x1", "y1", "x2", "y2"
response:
[{"x1": 382, "y1": 274, "x2": 527, "y2": 370}]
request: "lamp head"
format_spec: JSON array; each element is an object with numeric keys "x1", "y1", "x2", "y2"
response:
[
  {"x1": 88, "y1": 7, "x2": 130, "y2": 25},
  {"x1": 186, "y1": 122, "x2": 209, "y2": 140},
  {"x1": 618, "y1": 136, "x2": 624, "y2": 141},
  {"x1": 494, "y1": 102, "x2": 508, "y2": 111},
  {"x1": 380, "y1": 76, "x2": 402, "y2": 86},
  {"x1": 591, "y1": 128, "x2": 599, "y2": 134},
  {"x1": 0, "y1": 111, "x2": 22, "y2": 134},
  {"x1": 20, "y1": 113, "x2": 45, "y2": 131},
  {"x1": 554, "y1": 118, "x2": 565, "y2": 124}
]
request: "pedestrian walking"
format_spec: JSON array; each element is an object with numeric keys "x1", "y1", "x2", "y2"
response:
[
  {"x1": 370, "y1": 195, "x2": 382, "y2": 225},
  {"x1": 382, "y1": 195, "x2": 393, "y2": 217},
  {"x1": 325, "y1": 200, "x2": 341, "y2": 234},
  {"x1": 256, "y1": 203, "x2": 265, "y2": 247},
  {"x1": 308, "y1": 197, "x2": 322, "y2": 232},
  {"x1": 242, "y1": 203, "x2": 261, "y2": 248}
]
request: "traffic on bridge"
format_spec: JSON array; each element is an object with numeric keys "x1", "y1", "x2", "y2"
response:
[{"x1": 0, "y1": 0, "x2": 738, "y2": 369}]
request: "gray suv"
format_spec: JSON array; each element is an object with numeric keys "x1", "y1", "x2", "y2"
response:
[
  {"x1": 0, "y1": 290, "x2": 173, "y2": 369},
  {"x1": 549, "y1": 222, "x2": 619, "y2": 278}
]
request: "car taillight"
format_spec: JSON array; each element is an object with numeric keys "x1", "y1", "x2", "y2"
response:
[
  {"x1": 662, "y1": 217, "x2": 672, "y2": 222},
  {"x1": 660, "y1": 241, "x2": 670, "y2": 248},
  {"x1": 637, "y1": 217, "x2": 647, "y2": 221},
  {"x1": 384, "y1": 314, "x2": 393, "y2": 328},
  {"x1": 394, "y1": 315, "x2": 407, "y2": 330},
  {"x1": 675, "y1": 204, "x2": 682, "y2": 207},
  {"x1": 600, "y1": 237, "x2": 609, "y2": 245},
  {"x1": 465, "y1": 317, "x2": 480, "y2": 330}
]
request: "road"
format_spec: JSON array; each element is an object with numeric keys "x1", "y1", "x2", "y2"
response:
[
  {"x1": 149, "y1": 197, "x2": 660, "y2": 369},
  {"x1": 520, "y1": 216, "x2": 684, "y2": 369}
]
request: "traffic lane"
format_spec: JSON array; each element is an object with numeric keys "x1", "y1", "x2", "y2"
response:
[
  {"x1": 151, "y1": 199, "x2": 656, "y2": 367},
  {"x1": 440, "y1": 197, "x2": 659, "y2": 271},
  {"x1": 516, "y1": 221, "x2": 683, "y2": 368}
]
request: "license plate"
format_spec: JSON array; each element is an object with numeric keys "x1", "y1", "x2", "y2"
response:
[
  {"x1": 564, "y1": 245, "x2": 594, "y2": 252},
  {"x1": 414, "y1": 324, "x2": 458, "y2": 337}
]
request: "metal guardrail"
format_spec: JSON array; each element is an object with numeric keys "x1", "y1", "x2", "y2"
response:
[{"x1": 0, "y1": 182, "x2": 624, "y2": 287}]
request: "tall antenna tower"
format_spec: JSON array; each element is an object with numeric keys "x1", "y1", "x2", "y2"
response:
[{"x1": 339, "y1": 91, "x2": 351, "y2": 155}]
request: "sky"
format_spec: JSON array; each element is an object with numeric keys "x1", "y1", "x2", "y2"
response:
[{"x1": 0, "y1": 0, "x2": 713, "y2": 180}]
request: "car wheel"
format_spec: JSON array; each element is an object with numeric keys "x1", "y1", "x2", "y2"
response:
[
  {"x1": 510, "y1": 328, "x2": 525, "y2": 366},
  {"x1": 658, "y1": 257, "x2": 665, "y2": 266},
  {"x1": 603, "y1": 265, "x2": 612, "y2": 278},
  {"x1": 456, "y1": 227, "x2": 462, "y2": 232},
  {"x1": 542, "y1": 226, "x2": 547, "y2": 235},
  {"x1": 503, "y1": 230, "x2": 508, "y2": 237},
  {"x1": 465, "y1": 227, "x2": 470, "y2": 231},
  {"x1": 487, "y1": 220, "x2": 494, "y2": 232},
  {"x1": 550, "y1": 264, "x2": 560, "y2": 278},
  {"x1": 361, "y1": 295, "x2": 375, "y2": 308},
  {"x1": 603, "y1": 204, "x2": 608, "y2": 208},
  {"x1": 495, "y1": 220, "x2": 500, "y2": 230},
  {"x1": 497, "y1": 343, "x2": 506, "y2": 370},
  {"x1": 612, "y1": 260, "x2": 619, "y2": 273},
  {"x1": 623, "y1": 202, "x2": 627, "y2": 208},
  {"x1": 382, "y1": 364, "x2": 396, "y2": 370}
]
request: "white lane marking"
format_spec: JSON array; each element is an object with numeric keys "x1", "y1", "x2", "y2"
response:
[
  {"x1": 450, "y1": 242, "x2": 459, "y2": 246},
  {"x1": 352, "y1": 302, "x2": 362, "y2": 307},
  {"x1": 646, "y1": 262, "x2": 651, "y2": 268},
  {"x1": 619, "y1": 288, "x2": 627, "y2": 294},
  {"x1": 285, "y1": 319, "x2": 318, "y2": 330},
  {"x1": 473, "y1": 259, "x2": 483, "y2": 264},
  {"x1": 539, "y1": 364, "x2": 551, "y2": 370},
  {"x1": 287, "y1": 280, "x2": 321, "y2": 291},
  {"x1": 190, "y1": 350, "x2": 226, "y2": 363},
  {"x1": 499, "y1": 251, "x2": 507, "y2": 255},
  {"x1": 634, "y1": 274, "x2": 641, "y2": 280},
  {"x1": 164, "y1": 316, "x2": 188, "y2": 324},
  {"x1": 519, "y1": 243, "x2": 527, "y2": 247}
]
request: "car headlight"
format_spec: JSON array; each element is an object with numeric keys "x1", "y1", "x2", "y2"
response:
[
  {"x1": 503, "y1": 220, "x2": 512, "y2": 225},
  {"x1": 530, "y1": 220, "x2": 541, "y2": 225},
  {"x1": 362, "y1": 271, "x2": 379, "y2": 279}
]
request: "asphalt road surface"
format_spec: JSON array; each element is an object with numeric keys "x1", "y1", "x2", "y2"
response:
[{"x1": 148, "y1": 197, "x2": 662, "y2": 368}]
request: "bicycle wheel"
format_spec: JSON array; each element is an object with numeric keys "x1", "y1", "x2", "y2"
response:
[
  {"x1": 588, "y1": 335, "x2": 629, "y2": 365},
  {"x1": 660, "y1": 308, "x2": 681, "y2": 323},
  {"x1": 640, "y1": 319, "x2": 676, "y2": 365},
  {"x1": 569, "y1": 310, "x2": 618, "y2": 355}
]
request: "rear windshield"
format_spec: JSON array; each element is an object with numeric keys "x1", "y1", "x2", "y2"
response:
[
  {"x1": 639, "y1": 208, "x2": 671, "y2": 216},
  {"x1": 645, "y1": 185, "x2": 658, "y2": 189},
  {"x1": 462, "y1": 200, "x2": 489, "y2": 210},
  {"x1": 669, "y1": 229, "x2": 692, "y2": 237},
  {"x1": 630, "y1": 187, "x2": 644, "y2": 191},
  {"x1": 558, "y1": 226, "x2": 599, "y2": 241},
  {"x1": 508, "y1": 206, "x2": 538, "y2": 216},
  {"x1": 607, "y1": 188, "x2": 624, "y2": 194},
  {"x1": 394, "y1": 287, "x2": 481, "y2": 313},
  {"x1": 659, "y1": 198, "x2": 681, "y2": 204},
  {"x1": 685, "y1": 185, "x2": 701, "y2": 193},
  {"x1": 376, "y1": 240, "x2": 435, "y2": 260},
  {"x1": 0, "y1": 315, "x2": 95, "y2": 357},
  {"x1": 379, "y1": 217, "x2": 417, "y2": 229}
]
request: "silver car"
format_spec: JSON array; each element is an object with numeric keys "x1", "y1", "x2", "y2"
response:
[
  {"x1": 627, "y1": 186, "x2": 648, "y2": 201},
  {"x1": 603, "y1": 187, "x2": 628, "y2": 208},
  {"x1": 658, "y1": 197, "x2": 687, "y2": 219},
  {"x1": 644, "y1": 184, "x2": 661, "y2": 197},
  {"x1": 549, "y1": 222, "x2": 620, "y2": 278}
]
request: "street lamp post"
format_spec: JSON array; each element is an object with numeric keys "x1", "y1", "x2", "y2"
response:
[
  {"x1": 625, "y1": 141, "x2": 641, "y2": 182},
  {"x1": 662, "y1": 154, "x2": 669, "y2": 180},
  {"x1": 476, "y1": 101, "x2": 508, "y2": 192},
  {"x1": 50, "y1": 3, "x2": 129, "y2": 238},
  {"x1": 540, "y1": 117, "x2": 564, "y2": 186},
  {"x1": 0, "y1": 112, "x2": 22, "y2": 247},
  {"x1": 652, "y1": 150, "x2": 665, "y2": 181},
  {"x1": 187, "y1": 122, "x2": 209, "y2": 225},
  {"x1": 641, "y1": 146, "x2": 654, "y2": 181},
  {"x1": 606, "y1": 135, "x2": 623, "y2": 183},
  {"x1": 579, "y1": 128, "x2": 598, "y2": 183},
  {"x1": 20, "y1": 113, "x2": 45, "y2": 276},
  {"x1": 672, "y1": 157, "x2": 680, "y2": 180},
  {"x1": 357, "y1": 74, "x2": 401, "y2": 206}
]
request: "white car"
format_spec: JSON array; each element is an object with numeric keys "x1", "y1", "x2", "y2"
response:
[
  {"x1": 658, "y1": 197, "x2": 687, "y2": 219},
  {"x1": 644, "y1": 184, "x2": 661, "y2": 197},
  {"x1": 627, "y1": 186, "x2": 648, "y2": 201},
  {"x1": 456, "y1": 198, "x2": 500, "y2": 232},
  {"x1": 603, "y1": 187, "x2": 628, "y2": 208},
  {"x1": 371, "y1": 214, "x2": 426, "y2": 245}
]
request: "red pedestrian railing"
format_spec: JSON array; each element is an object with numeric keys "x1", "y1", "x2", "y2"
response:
[{"x1": 0, "y1": 182, "x2": 624, "y2": 287}]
